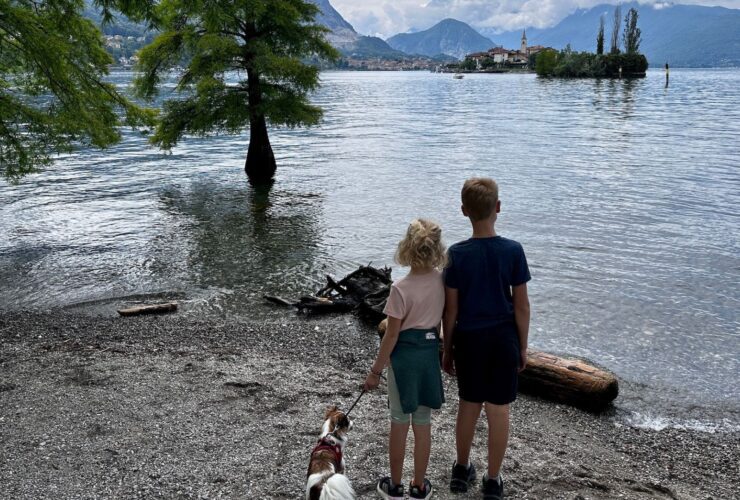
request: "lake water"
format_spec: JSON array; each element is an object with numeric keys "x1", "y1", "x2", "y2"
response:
[{"x1": 1, "y1": 69, "x2": 738, "y2": 431}]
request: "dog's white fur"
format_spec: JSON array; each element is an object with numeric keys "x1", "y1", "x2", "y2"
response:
[{"x1": 305, "y1": 414, "x2": 355, "y2": 500}]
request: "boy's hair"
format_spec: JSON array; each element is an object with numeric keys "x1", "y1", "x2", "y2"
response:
[
  {"x1": 461, "y1": 178, "x2": 499, "y2": 221},
  {"x1": 395, "y1": 219, "x2": 447, "y2": 269}
]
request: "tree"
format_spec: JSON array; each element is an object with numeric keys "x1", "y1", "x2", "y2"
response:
[
  {"x1": 134, "y1": 0, "x2": 338, "y2": 185},
  {"x1": 459, "y1": 58, "x2": 477, "y2": 71},
  {"x1": 610, "y1": 4, "x2": 622, "y2": 55},
  {"x1": 0, "y1": 0, "x2": 155, "y2": 182},
  {"x1": 623, "y1": 7, "x2": 642, "y2": 55},
  {"x1": 535, "y1": 49, "x2": 559, "y2": 76},
  {"x1": 596, "y1": 15, "x2": 605, "y2": 55}
]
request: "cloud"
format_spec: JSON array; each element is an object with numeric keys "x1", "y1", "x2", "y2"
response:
[{"x1": 330, "y1": 0, "x2": 740, "y2": 37}]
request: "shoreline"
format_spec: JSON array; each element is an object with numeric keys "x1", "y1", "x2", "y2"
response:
[{"x1": 1, "y1": 310, "x2": 737, "y2": 499}]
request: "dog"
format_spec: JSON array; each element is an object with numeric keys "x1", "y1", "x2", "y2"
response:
[{"x1": 306, "y1": 406, "x2": 356, "y2": 500}]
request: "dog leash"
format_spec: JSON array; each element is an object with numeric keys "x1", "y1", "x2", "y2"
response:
[
  {"x1": 344, "y1": 390, "x2": 365, "y2": 418},
  {"x1": 344, "y1": 373, "x2": 386, "y2": 418}
]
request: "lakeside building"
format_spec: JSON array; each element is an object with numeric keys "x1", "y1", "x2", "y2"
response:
[{"x1": 465, "y1": 31, "x2": 552, "y2": 67}]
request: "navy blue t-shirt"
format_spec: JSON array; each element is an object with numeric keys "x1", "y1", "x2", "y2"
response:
[{"x1": 444, "y1": 236, "x2": 531, "y2": 331}]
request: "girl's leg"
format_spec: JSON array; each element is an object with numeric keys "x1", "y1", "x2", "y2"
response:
[
  {"x1": 483, "y1": 402, "x2": 510, "y2": 478},
  {"x1": 390, "y1": 422, "x2": 410, "y2": 485},
  {"x1": 410, "y1": 407, "x2": 432, "y2": 487},
  {"x1": 387, "y1": 366, "x2": 409, "y2": 486},
  {"x1": 411, "y1": 423, "x2": 431, "y2": 486},
  {"x1": 456, "y1": 399, "x2": 483, "y2": 466}
]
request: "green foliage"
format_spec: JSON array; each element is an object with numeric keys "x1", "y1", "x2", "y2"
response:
[
  {"x1": 610, "y1": 4, "x2": 622, "y2": 55},
  {"x1": 458, "y1": 58, "x2": 477, "y2": 71},
  {"x1": 604, "y1": 53, "x2": 649, "y2": 76},
  {"x1": 481, "y1": 57, "x2": 498, "y2": 69},
  {"x1": 134, "y1": 0, "x2": 339, "y2": 152},
  {"x1": 537, "y1": 51, "x2": 647, "y2": 78},
  {"x1": 535, "y1": 49, "x2": 559, "y2": 76},
  {"x1": 623, "y1": 8, "x2": 642, "y2": 55},
  {"x1": 596, "y1": 15, "x2": 605, "y2": 55},
  {"x1": 0, "y1": 0, "x2": 156, "y2": 181}
]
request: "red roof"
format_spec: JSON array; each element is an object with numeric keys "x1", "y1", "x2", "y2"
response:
[{"x1": 488, "y1": 47, "x2": 509, "y2": 55}]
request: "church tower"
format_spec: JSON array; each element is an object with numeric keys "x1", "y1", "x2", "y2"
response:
[{"x1": 521, "y1": 29, "x2": 527, "y2": 55}]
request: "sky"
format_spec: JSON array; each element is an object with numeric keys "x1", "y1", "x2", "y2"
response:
[{"x1": 330, "y1": 0, "x2": 740, "y2": 37}]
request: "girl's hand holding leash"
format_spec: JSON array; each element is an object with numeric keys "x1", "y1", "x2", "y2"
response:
[{"x1": 363, "y1": 368, "x2": 382, "y2": 391}]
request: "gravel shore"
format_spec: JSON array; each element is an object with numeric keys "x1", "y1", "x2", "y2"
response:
[{"x1": 1, "y1": 311, "x2": 737, "y2": 499}]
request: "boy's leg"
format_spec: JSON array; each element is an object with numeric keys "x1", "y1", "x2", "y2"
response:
[
  {"x1": 483, "y1": 402, "x2": 510, "y2": 478},
  {"x1": 456, "y1": 399, "x2": 483, "y2": 466},
  {"x1": 389, "y1": 422, "x2": 410, "y2": 486}
]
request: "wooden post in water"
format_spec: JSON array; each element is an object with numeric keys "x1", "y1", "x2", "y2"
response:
[{"x1": 665, "y1": 63, "x2": 670, "y2": 88}]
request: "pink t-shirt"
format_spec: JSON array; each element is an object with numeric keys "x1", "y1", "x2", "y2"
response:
[{"x1": 383, "y1": 270, "x2": 445, "y2": 331}]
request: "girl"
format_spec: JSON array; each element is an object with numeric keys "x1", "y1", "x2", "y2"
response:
[{"x1": 364, "y1": 219, "x2": 447, "y2": 500}]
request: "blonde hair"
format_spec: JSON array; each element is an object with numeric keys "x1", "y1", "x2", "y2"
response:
[
  {"x1": 461, "y1": 178, "x2": 499, "y2": 221},
  {"x1": 395, "y1": 219, "x2": 447, "y2": 269}
]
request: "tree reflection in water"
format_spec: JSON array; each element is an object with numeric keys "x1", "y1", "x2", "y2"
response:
[{"x1": 157, "y1": 181, "x2": 328, "y2": 314}]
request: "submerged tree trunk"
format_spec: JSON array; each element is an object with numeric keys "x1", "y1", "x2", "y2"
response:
[
  {"x1": 245, "y1": 69, "x2": 276, "y2": 185},
  {"x1": 245, "y1": 115, "x2": 276, "y2": 184}
]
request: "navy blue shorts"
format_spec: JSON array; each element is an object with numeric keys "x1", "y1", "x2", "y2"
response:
[{"x1": 453, "y1": 322, "x2": 520, "y2": 405}]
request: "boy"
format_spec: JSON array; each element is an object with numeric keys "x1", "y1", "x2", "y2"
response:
[{"x1": 442, "y1": 178, "x2": 531, "y2": 500}]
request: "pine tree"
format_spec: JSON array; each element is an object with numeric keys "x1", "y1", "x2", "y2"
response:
[
  {"x1": 623, "y1": 7, "x2": 642, "y2": 55},
  {"x1": 610, "y1": 4, "x2": 622, "y2": 55},
  {"x1": 134, "y1": 0, "x2": 339, "y2": 185},
  {"x1": 596, "y1": 15, "x2": 605, "y2": 55},
  {"x1": 0, "y1": 0, "x2": 156, "y2": 181}
]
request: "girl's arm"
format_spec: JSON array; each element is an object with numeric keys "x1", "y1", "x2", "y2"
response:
[
  {"x1": 512, "y1": 283, "x2": 530, "y2": 371},
  {"x1": 363, "y1": 316, "x2": 402, "y2": 390},
  {"x1": 442, "y1": 286, "x2": 458, "y2": 376}
]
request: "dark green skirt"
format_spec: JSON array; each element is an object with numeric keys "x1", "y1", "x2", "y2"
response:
[{"x1": 390, "y1": 328, "x2": 445, "y2": 414}]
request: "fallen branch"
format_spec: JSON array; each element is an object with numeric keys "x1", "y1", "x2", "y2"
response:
[
  {"x1": 117, "y1": 302, "x2": 178, "y2": 317},
  {"x1": 264, "y1": 265, "x2": 392, "y2": 322},
  {"x1": 264, "y1": 295, "x2": 295, "y2": 307}
]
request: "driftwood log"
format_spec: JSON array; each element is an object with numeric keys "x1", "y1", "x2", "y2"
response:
[
  {"x1": 518, "y1": 351, "x2": 619, "y2": 411},
  {"x1": 264, "y1": 265, "x2": 392, "y2": 323},
  {"x1": 117, "y1": 302, "x2": 178, "y2": 317},
  {"x1": 378, "y1": 319, "x2": 618, "y2": 411}
]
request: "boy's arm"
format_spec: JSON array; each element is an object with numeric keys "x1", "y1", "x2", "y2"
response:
[
  {"x1": 512, "y1": 283, "x2": 530, "y2": 371},
  {"x1": 442, "y1": 286, "x2": 458, "y2": 376},
  {"x1": 363, "y1": 316, "x2": 402, "y2": 390}
]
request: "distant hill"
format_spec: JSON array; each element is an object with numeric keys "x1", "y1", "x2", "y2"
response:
[
  {"x1": 309, "y1": 0, "x2": 358, "y2": 46},
  {"x1": 387, "y1": 19, "x2": 495, "y2": 60},
  {"x1": 82, "y1": 1, "x2": 149, "y2": 38},
  {"x1": 343, "y1": 36, "x2": 409, "y2": 59},
  {"x1": 481, "y1": 2, "x2": 740, "y2": 67},
  {"x1": 308, "y1": 0, "x2": 407, "y2": 59}
]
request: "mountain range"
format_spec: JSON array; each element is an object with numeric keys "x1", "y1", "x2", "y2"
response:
[
  {"x1": 84, "y1": 0, "x2": 740, "y2": 68},
  {"x1": 387, "y1": 18, "x2": 494, "y2": 60}
]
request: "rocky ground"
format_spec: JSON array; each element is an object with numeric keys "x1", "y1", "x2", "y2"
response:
[{"x1": 0, "y1": 311, "x2": 737, "y2": 499}]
